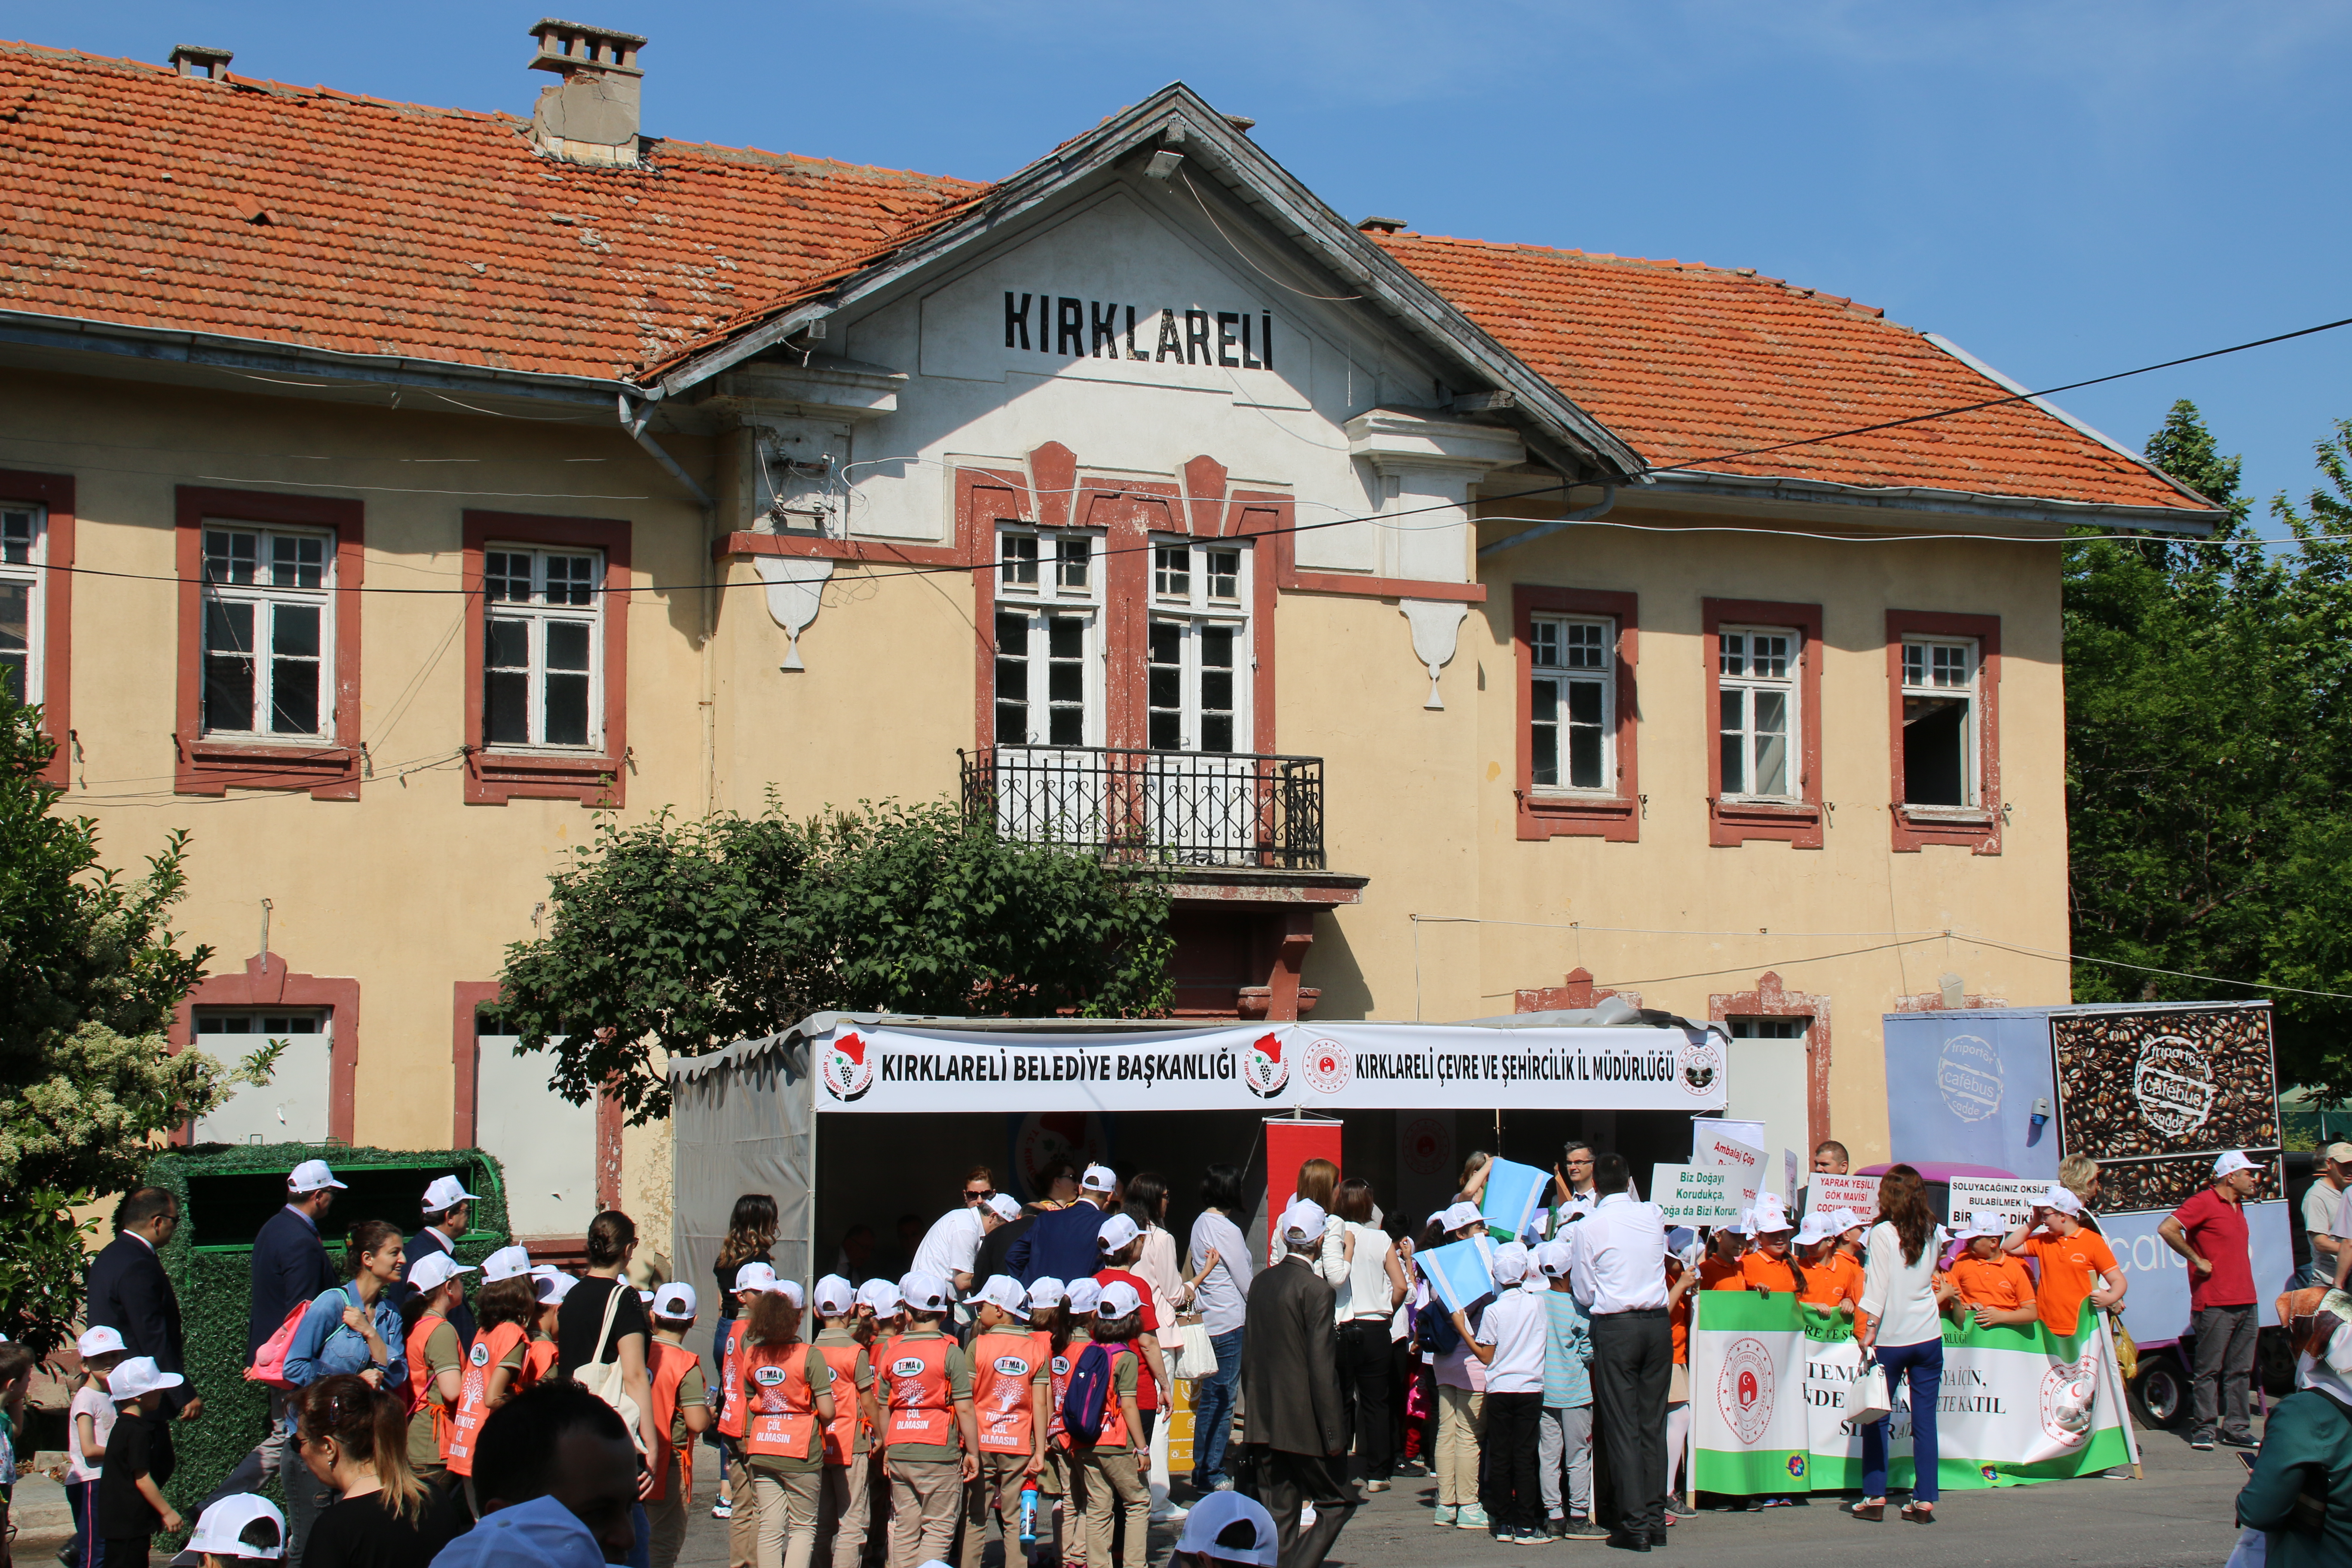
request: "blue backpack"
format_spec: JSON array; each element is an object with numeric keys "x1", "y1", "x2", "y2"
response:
[{"x1": 1060, "y1": 1343, "x2": 1120, "y2": 1444}]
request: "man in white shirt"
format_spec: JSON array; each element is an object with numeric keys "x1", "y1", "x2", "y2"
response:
[
  {"x1": 1451, "y1": 1242, "x2": 1549, "y2": 1544},
  {"x1": 1563, "y1": 1153, "x2": 1670, "y2": 1553},
  {"x1": 2308, "y1": 1142, "x2": 2352, "y2": 1287},
  {"x1": 911, "y1": 1189, "x2": 1020, "y2": 1295}
]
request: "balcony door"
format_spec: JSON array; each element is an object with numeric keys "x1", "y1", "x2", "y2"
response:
[
  {"x1": 992, "y1": 530, "x2": 1107, "y2": 847},
  {"x1": 1142, "y1": 541, "x2": 1255, "y2": 864}
]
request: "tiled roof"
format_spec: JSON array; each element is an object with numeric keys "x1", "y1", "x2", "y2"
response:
[
  {"x1": 1375, "y1": 232, "x2": 2204, "y2": 511},
  {"x1": 0, "y1": 41, "x2": 983, "y2": 380}
]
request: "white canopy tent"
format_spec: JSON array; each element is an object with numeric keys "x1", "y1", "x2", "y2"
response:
[{"x1": 668, "y1": 1008, "x2": 1728, "y2": 1293}]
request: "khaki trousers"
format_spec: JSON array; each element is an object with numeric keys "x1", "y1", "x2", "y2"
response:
[
  {"x1": 729, "y1": 1458, "x2": 760, "y2": 1568},
  {"x1": 958, "y1": 1451, "x2": 1033, "y2": 1568},
  {"x1": 646, "y1": 1484, "x2": 690, "y2": 1568},
  {"x1": 752, "y1": 1469, "x2": 823, "y2": 1568},
  {"x1": 1078, "y1": 1446, "x2": 1148, "y2": 1568},
  {"x1": 814, "y1": 1456, "x2": 871, "y2": 1568},
  {"x1": 1044, "y1": 1446, "x2": 1087, "y2": 1568},
  {"x1": 1435, "y1": 1384, "x2": 1486, "y2": 1508},
  {"x1": 887, "y1": 1456, "x2": 964, "y2": 1568}
]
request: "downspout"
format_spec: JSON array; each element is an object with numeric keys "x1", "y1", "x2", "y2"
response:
[
  {"x1": 1476, "y1": 482, "x2": 1618, "y2": 558},
  {"x1": 617, "y1": 390, "x2": 723, "y2": 817}
]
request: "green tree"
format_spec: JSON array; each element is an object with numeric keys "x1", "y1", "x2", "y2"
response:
[
  {"x1": 0, "y1": 702, "x2": 226, "y2": 1348},
  {"x1": 2066, "y1": 402, "x2": 2352, "y2": 1098},
  {"x1": 495, "y1": 796, "x2": 1174, "y2": 1123}
]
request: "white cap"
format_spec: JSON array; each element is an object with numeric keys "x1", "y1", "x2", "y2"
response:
[
  {"x1": 855, "y1": 1280, "x2": 903, "y2": 1317},
  {"x1": 1026, "y1": 1277, "x2": 1067, "y2": 1312},
  {"x1": 1081, "y1": 1164, "x2": 1118, "y2": 1194},
  {"x1": 1174, "y1": 1490, "x2": 1278, "y2": 1565},
  {"x1": 422, "y1": 1175, "x2": 480, "y2": 1212},
  {"x1": 187, "y1": 1494, "x2": 285, "y2": 1561},
  {"x1": 288, "y1": 1159, "x2": 346, "y2": 1194},
  {"x1": 734, "y1": 1262, "x2": 779, "y2": 1294},
  {"x1": 2037, "y1": 1183, "x2": 2085, "y2": 1216},
  {"x1": 1793, "y1": 1213, "x2": 1838, "y2": 1249},
  {"x1": 637, "y1": 1289, "x2": 655, "y2": 1306},
  {"x1": 2215, "y1": 1151, "x2": 2258, "y2": 1178},
  {"x1": 1096, "y1": 1280, "x2": 1144, "y2": 1319},
  {"x1": 535, "y1": 1273, "x2": 578, "y2": 1306},
  {"x1": 407, "y1": 1252, "x2": 477, "y2": 1295},
  {"x1": 1489, "y1": 1241, "x2": 1530, "y2": 1286},
  {"x1": 1532, "y1": 1240, "x2": 1572, "y2": 1279},
  {"x1": 1064, "y1": 1278, "x2": 1103, "y2": 1317},
  {"x1": 767, "y1": 1278, "x2": 805, "y2": 1308},
  {"x1": 77, "y1": 1325, "x2": 127, "y2": 1359},
  {"x1": 974, "y1": 1275, "x2": 1031, "y2": 1320},
  {"x1": 1831, "y1": 1208, "x2": 1866, "y2": 1234},
  {"x1": 1748, "y1": 1194, "x2": 1792, "y2": 1235},
  {"x1": 813, "y1": 1275, "x2": 857, "y2": 1317},
  {"x1": 109, "y1": 1357, "x2": 185, "y2": 1400},
  {"x1": 1439, "y1": 1200, "x2": 1485, "y2": 1234},
  {"x1": 653, "y1": 1283, "x2": 698, "y2": 1319},
  {"x1": 1956, "y1": 1213, "x2": 2010, "y2": 1240},
  {"x1": 900, "y1": 1271, "x2": 952, "y2": 1313},
  {"x1": 481, "y1": 1245, "x2": 534, "y2": 1282},
  {"x1": 426, "y1": 1494, "x2": 604, "y2": 1568},
  {"x1": 983, "y1": 1192, "x2": 1021, "y2": 1223},
  {"x1": 1280, "y1": 1199, "x2": 1329, "y2": 1245},
  {"x1": 1097, "y1": 1213, "x2": 1142, "y2": 1254}
]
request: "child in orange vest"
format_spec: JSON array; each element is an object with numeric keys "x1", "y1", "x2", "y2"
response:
[
  {"x1": 401, "y1": 1251, "x2": 477, "y2": 1490},
  {"x1": 807, "y1": 1276, "x2": 880, "y2": 1568},
  {"x1": 738, "y1": 1281, "x2": 835, "y2": 1568},
  {"x1": 647, "y1": 1283, "x2": 713, "y2": 1568},
  {"x1": 523, "y1": 1269, "x2": 572, "y2": 1386},
  {"x1": 967, "y1": 1275, "x2": 1051, "y2": 1568},
  {"x1": 878, "y1": 1271, "x2": 978, "y2": 1568},
  {"x1": 441, "y1": 1246, "x2": 537, "y2": 1514},
  {"x1": 717, "y1": 1263, "x2": 782, "y2": 1568},
  {"x1": 1069, "y1": 1282, "x2": 1149, "y2": 1568}
]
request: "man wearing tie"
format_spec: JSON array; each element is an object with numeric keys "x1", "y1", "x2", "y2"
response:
[{"x1": 84, "y1": 1189, "x2": 200, "y2": 1422}]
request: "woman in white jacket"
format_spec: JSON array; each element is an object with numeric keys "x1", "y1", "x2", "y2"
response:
[{"x1": 1853, "y1": 1165, "x2": 1957, "y2": 1524}]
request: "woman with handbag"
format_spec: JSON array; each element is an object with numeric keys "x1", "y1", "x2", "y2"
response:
[
  {"x1": 283, "y1": 1221, "x2": 413, "y2": 1559},
  {"x1": 1852, "y1": 1167, "x2": 1957, "y2": 1525},
  {"x1": 557, "y1": 1211, "x2": 662, "y2": 1565}
]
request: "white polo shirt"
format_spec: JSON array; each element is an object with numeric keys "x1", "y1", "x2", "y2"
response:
[
  {"x1": 1473, "y1": 1286, "x2": 1550, "y2": 1394},
  {"x1": 910, "y1": 1206, "x2": 985, "y2": 1283}
]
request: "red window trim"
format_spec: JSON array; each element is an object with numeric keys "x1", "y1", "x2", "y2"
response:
[
  {"x1": 1513, "y1": 585, "x2": 1639, "y2": 842},
  {"x1": 174, "y1": 487, "x2": 364, "y2": 800},
  {"x1": 172, "y1": 952, "x2": 358, "y2": 1144},
  {"x1": 1885, "y1": 609, "x2": 2002, "y2": 854},
  {"x1": 461, "y1": 511, "x2": 631, "y2": 807},
  {"x1": 450, "y1": 981, "x2": 627, "y2": 1221},
  {"x1": 1703, "y1": 598, "x2": 1824, "y2": 849},
  {"x1": 0, "y1": 469, "x2": 74, "y2": 786},
  {"x1": 1708, "y1": 971, "x2": 1832, "y2": 1155}
]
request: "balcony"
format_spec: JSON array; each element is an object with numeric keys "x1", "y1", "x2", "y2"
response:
[{"x1": 959, "y1": 745, "x2": 1327, "y2": 871}]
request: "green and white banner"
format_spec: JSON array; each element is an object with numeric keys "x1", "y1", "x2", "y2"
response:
[{"x1": 1689, "y1": 1291, "x2": 2134, "y2": 1493}]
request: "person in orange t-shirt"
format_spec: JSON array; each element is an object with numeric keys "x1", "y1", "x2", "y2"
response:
[
  {"x1": 1792, "y1": 1215, "x2": 1865, "y2": 1315},
  {"x1": 1711, "y1": 1197, "x2": 1805, "y2": 1296},
  {"x1": 1945, "y1": 1219, "x2": 2038, "y2": 1328},
  {"x1": 2003, "y1": 1185, "x2": 2126, "y2": 1336},
  {"x1": 1697, "y1": 1223, "x2": 1746, "y2": 1292}
]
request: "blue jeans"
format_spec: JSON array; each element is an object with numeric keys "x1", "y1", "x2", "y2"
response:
[
  {"x1": 1859, "y1": 1337, "x2": 1942, "y2": 1504},
  {"x1": 628, "y1": 1501, "x2": 650, "y2": 1568},
  {"x1": 1191, "y1": 1329, "x2": 1245, "y2": 1484}
]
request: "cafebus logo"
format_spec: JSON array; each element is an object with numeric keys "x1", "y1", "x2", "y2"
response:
[
  {"x1": 1936, "y1": 1033, "x2": 2003, "y2": 1123},
  {"x1": 2132, "y1": 1034, "x2": 2216, "y2": 1139},
  {"x1": 1240, "y1": 1032, "x2": 1290, "y2": 1098},
  {"x1": 1302, "y1": 1038, "x2": 1351, "y2": 1095},
  {"x1": 1715, "y1": 1336, "x2": 1776, "y2": 1445},
  {"x1": 821, "y1": 1031, "x2": 876, "y2": 1102}
]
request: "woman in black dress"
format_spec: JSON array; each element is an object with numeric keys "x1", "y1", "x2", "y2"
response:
[{"x1": 295, "y1": 1374, "x2": 461, "y2": 1568}]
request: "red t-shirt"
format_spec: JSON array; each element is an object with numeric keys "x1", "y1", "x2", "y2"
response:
[
  {"x1": 1092, "y1": 1267, "x2": 1161, "y2": 1410},
  {"x1": 2171, "y1": 1187, "x2": 2256, "y2": 1311}
]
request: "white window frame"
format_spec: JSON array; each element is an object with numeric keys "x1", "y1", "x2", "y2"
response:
[
  {"x1": 1146, "y1": 538, "x2": 1251, "y2": 754},
  {"x1": 1718, "y1": 625, "x2": 1799, "y2": 801},
  {"x1": 0, "y1": 504, "x2": 44, "y2": 708},
  {"x1": 993, "y1": 526, "x2": 1104, "y2": 749},
  {"x1": 1899, "y1": 635, "x2": 1978, "y2": 808},
  {"x1": 1528, "y1": 614, "x2": 1614, "y2": 793},
  {"x1": 483, "y1": 545, "x2": 606, "y2": 752},
  {"x1": 200, "y1": 522, "x2": 335, "y2": 740}
]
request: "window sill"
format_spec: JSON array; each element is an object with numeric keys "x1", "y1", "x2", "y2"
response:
[
  {"x1": 1518, "y1": 790, "x2": 1638, "y2": 843},
  {"x1": 466, "y1": 746, "x2": 624, "y2": 807},
  {"x1": 1709, "y1": 796, "x2": 1824, "y2": 850},
  {"x1": 176, "y1": 736, "x2": 359, "y2": 800},
  {"x1": 1891, "y1": 802, "x2": 2001, "y2": 854}
]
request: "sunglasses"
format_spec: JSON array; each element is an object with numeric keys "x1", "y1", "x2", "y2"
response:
[{"x1": 964, "y1": 1189, "x2": 997, "y2": 1203}]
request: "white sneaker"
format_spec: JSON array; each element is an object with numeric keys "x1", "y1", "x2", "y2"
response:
[{"x1": 1152, "y1": 1505, "x2": 1190, "y2": 1524}]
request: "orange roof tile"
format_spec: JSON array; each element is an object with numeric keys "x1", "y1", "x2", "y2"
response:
[
  {"x1": 1375, "y1": 232, "x2": 2201, "y2": 511},
  {"x1": 0, "y1": 41, "x2": 983, "y2": 380}
]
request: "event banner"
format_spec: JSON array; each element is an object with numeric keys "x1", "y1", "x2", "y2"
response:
[
  {"x1": 1689, "y1": 1291, "x2": 2132, "y2": 1494},
  {"x1": 809, "y1": 1021, "x2": 1730, "y2": 1114}
]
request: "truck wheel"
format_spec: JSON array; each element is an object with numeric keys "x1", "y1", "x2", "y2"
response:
[{"x1": 2131, "y1": 1352, "x2": 2187, "y2": 1430}]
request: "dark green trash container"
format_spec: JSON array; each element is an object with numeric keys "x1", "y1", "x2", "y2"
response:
[{"x1": 141, "y1": 1142, "x2": 513, "y2": 1522}]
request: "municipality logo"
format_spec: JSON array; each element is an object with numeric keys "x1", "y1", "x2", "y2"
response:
[
  {"x1": 1241, "y1": 1032, "x2": 1289, "y2": 1098},
  {"x1": 821, "y1": 1031, "x2": 876, "y2": 1102}
]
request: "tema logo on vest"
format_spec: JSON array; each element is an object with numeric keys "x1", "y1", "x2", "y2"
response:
[
  {"x1": 821, "y1": 1031, "x2": 876, "y2": 1102},
  {"x1": 469, "y1": 1343, "x2": 490, "y2": 1367},
  {"x1": 1240, "y1": 1032, "x2": 1289, "y2": 1098},
  {"x1": 891, "y1": 1356, "x2": 926, "y2": 1377},
  {"x1": 754, "y1": 1365, "x2": 785, "y2": 1387},
  {"x1": 1715, "y1": 1336, "x2": 1776, "y2": 1445},
  {"x1": 993, "y1": 1355, "x2": 1031, "y2": 1376}
]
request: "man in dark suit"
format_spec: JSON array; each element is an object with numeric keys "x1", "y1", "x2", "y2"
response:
[
  {"x1": 246, "y1": 1158, "x2": 342, "y2": 1360},
  {"x1": 84, "y1": 1188, "x2": 199, "y2": 1421},
  {"x1": 1240, "y1": 1198, "x2": 1355, "y2": 1568},
  {"x1": 401, "y1": 1173, "x2": 480, "y2": 1345}
]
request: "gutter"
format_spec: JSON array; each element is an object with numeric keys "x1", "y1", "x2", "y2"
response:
[{"x1": 1640, "y1": 467, "x2": 2220, "y2": 535}]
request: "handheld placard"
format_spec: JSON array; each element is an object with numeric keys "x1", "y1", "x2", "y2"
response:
[{"x1": 1481, "y1": 1157, "x2": 1549, "y2": 1240}]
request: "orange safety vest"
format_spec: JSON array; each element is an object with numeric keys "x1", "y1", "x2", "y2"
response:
[
  {"x1": 1045, "y1": 1334, "x2": 1088, "y2": 1445},
  {"x1": 881, "y1": 1333, "x2": 956, "y2": 1449},
  {"x1": 814, "y1": 1340, "x2": 865, "y2": 1466},
  {"x1": 971, "y1": 1331, "x2": 1043, "y2": 1456},
  {"x1": 404, "y1": 1311, "x2": 459, "y2": 1458},
  {"x1": 1053, "y1": 1344, "x2": 1131, "y2": 1451},
  {"x1": 445, "y1": 1322, "x2": 528, "y2": 1477},
  {"x1": 644, "y1": 1341, "x2": 698, "y2": 1501},
  {"x1": 522, "y1": 1334, "x2": 557, "y2": 1389},
  {"x1": 741, "y1": 1341, "x2": 823, "y2": 1461},
  {"x1": 717, "y1": 1319, "x2": 750, "y2": 1440}
]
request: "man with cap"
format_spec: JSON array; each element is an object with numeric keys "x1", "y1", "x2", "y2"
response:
[
  {"x1": 1008, "y1": 1165, "x2": 1120, "y2": 1288},
  {"x1": 203, "y1": 1160, "x2": 347, "y2": 1512},
  {"x1": 85, "y1": 1188, "x2": 197, "y2": 1422},
  {"x1": 1238, "y1": 1199, "x2": 1353, "y2": 1568},
  {"x1": 2163, "y1": 1151, "x2": 2264, "y2": 1450},
  {"x1": 407, "y1": 1174, "x2": 483, "y2": 1346},
  {"x1": 912, "y1": 1190, "x2": 1022, "y2": 1298},
  {"x1": 2312, "y1": 1143, "x2": 2352, "y2": 1288}
]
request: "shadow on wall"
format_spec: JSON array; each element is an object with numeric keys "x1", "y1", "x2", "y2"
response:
[{"x1": 1300, "y1": 907, "x2": 1372, "y2": 1018}]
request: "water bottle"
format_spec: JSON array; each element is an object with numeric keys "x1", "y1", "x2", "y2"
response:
[{"x1": 1020, "y1": 1486, "x2": 1039, "y2": 1546}]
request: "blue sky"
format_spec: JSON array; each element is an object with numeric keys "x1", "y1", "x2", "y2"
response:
[{"x1": 13, "y1": 0, "x2": 2350, "y2": 515}]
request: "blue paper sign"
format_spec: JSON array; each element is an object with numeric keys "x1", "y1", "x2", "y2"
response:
[
  {"x1": 1482, "y1": 1157, "x2": 1550, "y2": 1240},
  {"x1": 1418, "y1": 1239, "x2": 1496, "y2": 1314}
]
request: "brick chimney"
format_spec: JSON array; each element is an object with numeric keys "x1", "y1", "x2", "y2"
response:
[
  {"x1": 169, "y1": 44, "x2": 234, "y2": 80},
  {"x1": 527, "y1": 18, "x2": 646, "y2": 167}
]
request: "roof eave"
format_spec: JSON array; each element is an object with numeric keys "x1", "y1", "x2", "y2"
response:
[{"x1": 1639, "y1": 467, "x2": 2221, "y2": 535}]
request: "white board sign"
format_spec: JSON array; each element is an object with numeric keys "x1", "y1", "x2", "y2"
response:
[
  {"x1": 1652, "y1": 1164, "x2": 1743, "y2": 1227},
  {"x1": 1694, "y1": 1130, "x2": 1767, "y2": 1204},
  {"x1": 1947, "y1": 1176, "x2": 2052, "y2": 1233},
  {"x1": 1805, "y1": 1172, "x2": 1883, "y2": 1222}
]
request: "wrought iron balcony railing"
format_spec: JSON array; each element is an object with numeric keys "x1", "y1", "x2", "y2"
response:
[{"x1": 959, "y1": 746, "x2": 1326, "y2": 871}]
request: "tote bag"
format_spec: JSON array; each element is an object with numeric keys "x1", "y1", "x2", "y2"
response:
[
  {"x1": 573, "y1": 1281, "x2": 648, "y2": 1452},
  {"x1": 1850, "y1": 1362, "x2": 1893, "y2": 1425}
]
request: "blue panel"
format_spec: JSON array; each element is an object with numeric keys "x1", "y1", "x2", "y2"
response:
[
  {"x1": 1883, "y1": 1009, "x2": 2060, "y2": 1179},
  {"x1": 2106, "y1": 1200, "x2": 2296, "y2": 1345}
]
